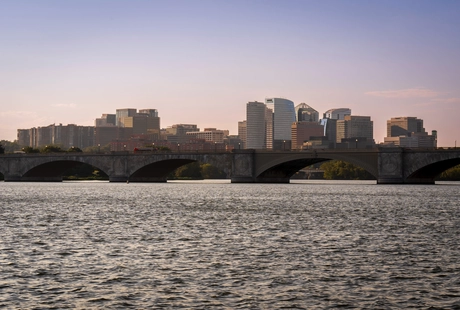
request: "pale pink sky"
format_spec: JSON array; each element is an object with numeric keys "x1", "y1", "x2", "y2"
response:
[{"x1": 1, "y1": 0, "x2": 459, "y2": 146}]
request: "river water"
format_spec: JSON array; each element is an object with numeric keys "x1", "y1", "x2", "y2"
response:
[{"x1": 1, "y1": 180, "x2": 459, "y2": 309}]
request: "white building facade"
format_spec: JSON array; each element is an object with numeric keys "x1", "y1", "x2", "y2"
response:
[
  {"x1": 265, "y1": 98, "x2": 296, "y2": 141},
  {"x1": 295, "y1": 103, "x2": 319, "y2": 122},
  {"x1": 323, "y1": 108, "x2": 351, "y2": 120},
  {"x1": 265, "y1": 98, "x2": 296, "y2": 150}
]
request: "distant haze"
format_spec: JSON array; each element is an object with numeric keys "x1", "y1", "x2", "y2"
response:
[{"x1": 1, "y1": 0, "x2": 459, "y2": 146}]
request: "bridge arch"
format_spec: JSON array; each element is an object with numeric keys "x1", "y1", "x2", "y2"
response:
[
  {"x1": 22, "y1": 160, "x2": 110, "y2": 182},
  {"x1": 407, "y1": 158, "x2": 460, "y2": 182},
  {"x1": 129, "y1": 158, "x2": 197, "y2": 182},
  {"x1": 257, "y1": 158, "x2": 329, "y2": 180},
  {"x1": 253, "y1": 150, "x2": 379, "y2": 182}
]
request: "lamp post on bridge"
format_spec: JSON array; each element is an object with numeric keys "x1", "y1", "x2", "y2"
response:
[
  {"x1": 355, "y1": 139, "x2": 358, "y2": 149},
  {"x1": 177, "y1": 143, "x2": 180, "y2": 152}
]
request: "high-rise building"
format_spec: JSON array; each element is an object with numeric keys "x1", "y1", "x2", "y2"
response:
[
  {"x1": 186, "y1": 128, "x2": 228, "y2": 143},
  {"x1": 265, "y1": 98, "x2": 295, "y2": 150},
  {"x1": 95, "y1": 108, "x2": 160, "y2": 145},
  {"x1": 295, "y1": 103, "x2": 319, "y2": 122},
  {"x1": 384, "y1": 117, "x2": 436, "y2": 147},
  {"x1": 95, "y1": 114, "x2": 116, "y2": 127},
  {"x1": 238, "y1": 121, "x2": 247, "y2": 149},
  {"x1": 121, "y1": 114, "x2": 159, "y2": 134},
  {"x1": 164, "y1": 124, "x2": 200, "y2": 144},
  {"x1": 37, "y1": 125, "x2": 52, "y2": 147},
  {"x1": 139, "y1": 109, "x2": 158, "y2": 118},
  {"x1": 265, "y1": 107, "x2": 273, "y2": 150},
  {"x1": 387, "y1": 117, "x2": 424, "y2": 137},
  {"x1": 319, "y1": 118, "x2": 337, "y2": 148},
  {"x1": 246, "y1": 101, "x2": 273, "y2": 149},
  {"x1": 17, "y1": 129, "x2": 30, "y2": 147},
  {"x1": 336, "y1": 115, "x2": 374, "y2": 146},
  {"x1": 323, "y1": 108, "x2": 351, "y2": 120},
  {"x1": 120, "y1": 115, "x2": 147, "y2": 134},
  {"x1": 138, "y1": 109, "x2": 160, "y2": 132},
  {"x1": 319, "y1": 108, "x2": 351, "y2": 148},
  {"x1": 116, "y1": 108, "x2": 137, "y2": 127},
  {"x1": 291, "y1": 122, "x2": 324, "y2": 150},
  {"x1": 18, "y1": 124, "x2": 95, "y2": 149}
]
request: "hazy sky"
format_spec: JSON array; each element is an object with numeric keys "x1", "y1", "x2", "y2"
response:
[{"x1": 1, "y1": 0, "x2": 459, "y2": 146}]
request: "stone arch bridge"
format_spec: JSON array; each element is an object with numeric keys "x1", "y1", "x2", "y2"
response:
[
  {"x1": 0, "y1": 152, "x2": 233, "y2": 183},
  {"x1": 0, "y1": 148, "x2": 459, "y2": 184}
]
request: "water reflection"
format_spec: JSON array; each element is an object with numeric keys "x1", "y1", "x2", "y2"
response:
[{"x1": 0, "y1": 181, "x2": 459, "y2": 308}]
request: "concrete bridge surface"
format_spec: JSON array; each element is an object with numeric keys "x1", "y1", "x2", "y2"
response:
[{"x1": 0, "y1": 148, "x2": 459, "y2": 184}]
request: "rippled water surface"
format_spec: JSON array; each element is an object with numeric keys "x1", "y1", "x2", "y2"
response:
[{"x1": 1, "y1": 180, "x2": 460, "y2": 309}]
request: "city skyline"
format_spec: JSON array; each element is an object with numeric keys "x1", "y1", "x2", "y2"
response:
[{"x1": 1, "y1": 0, "x2": 459, "y2": 146}]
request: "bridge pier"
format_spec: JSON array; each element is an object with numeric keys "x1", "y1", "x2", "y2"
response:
[
  {"x1": 231, "y1": 150, "x2": 256, "y2": 183},
  {"x1": 109, "y1": 176, "x2": 168, "y2": 182},
  {"x1": 230, "y1": 176, "x2": 255, "y2": 183},
  {"x1": 3, "y1": 175, "x2": 22, "y2": 182},
  {"x1": 231, "y1": 176, "x2": 291, "y2": 183},
  {"x1": 377, "y1": 177, "x2": 435, "y2": 185},
  {"x1": 254, "y1": 177, "x2": 290, "y2": 183},
  {"x1": 109, "y1": 176, "x2": 129, "y2": 182},
  {"x1": 126, "y1": 177, "x2": 167, "y2": 183},
  {"x1": 405, "y1": 178, "x2": 435, "y2": 185},
  {"x1": 377, "y1": 148, "x2": 405, "y2": 184},
  {"x1": 377, "y1": 148, "x2": 441, "y2": 184}
]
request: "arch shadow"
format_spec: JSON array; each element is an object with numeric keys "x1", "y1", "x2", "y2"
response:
[
  {"x1": 407, "y1": 158, "x2": 460, "y2": 181},
  {"x1": 258, "y1": 158, "x2": 330, "y2": 180},
  {"x1": 256, "y1": 155, "x2": 378, "y2": 182},
  {"x1": 130, "y1": 159, "x2": 196, "y2": 182},
  {"x1": 23, "y1": 160, "x2": 109, "y2": 182}
]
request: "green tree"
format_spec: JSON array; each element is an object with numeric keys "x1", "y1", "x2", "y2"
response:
[
  {"x1": 172, "y1": 162, "x2": 203, "y2": 179},
  {"x1": 155, "y1": 146, "x2": 171, "y2": 152},
  {"x1": 22, "y1": 146, "x2": 40, "y2": 153},
  {"x1": 83, "y1": 144, "x2": 111, "y2": 153},
  {"x1": 321, "y1": 160, "x2": 374, "y2": 180},
  {"x1": 68, "y1": 146, "x2": 83, "y2": 152},
  {"x1": 63, "y1": 164, "x2": 108, "y2": 180},
  {"x1": 200, "y1": 163, "x2": 226, "y2": 179},
  {"x1": 41, "y1": 145, "x2": 63, "y2": 153},
  {"x1": 0, "y1": 140, "x2": 22, "y2": 153},
  {"x1": 437, "y1": 164, "x2": 460, "y2": 181}
]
